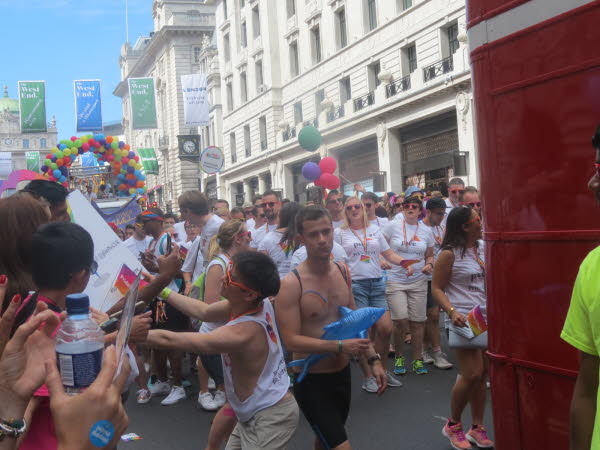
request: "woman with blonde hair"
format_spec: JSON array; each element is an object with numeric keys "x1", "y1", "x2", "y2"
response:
[{"x1": 334, "y1": 196, "x2": 412, "y2": 392}]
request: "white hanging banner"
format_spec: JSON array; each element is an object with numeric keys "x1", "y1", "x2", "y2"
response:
[{"x1": 181, "y1": 74, "x2": 209, "y2": 127}]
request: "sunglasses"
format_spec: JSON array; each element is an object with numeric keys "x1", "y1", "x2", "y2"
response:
[
  {"x1": 258, "y1": 213, "x2": 266, "y2": 218},
  {"x1": 259, "y1": 202, "x2": 278, "y2": 209},
  {"x1": 465, "y1": 215, "x2": 481, "y2": 225},
  {"x1": 461, "y1": 201, "x2": 481, "y2": 208},
  {"x1": 403, "y1": 204, "x2": 420, "y2": 210},
  {"x1": 238, "y1": 230, "x2": 252, "y2": 239},
  {"x1": 225, "y1": 262, "x2": 260, "y2": 297},
  {"x1": 394, "y1": 203, "x2": 403, "y2": 208},
  {"x1": 346, "y1": 204, "x2": 362, "y2": 211},
  {"x1": 363, "y1": 203, "x2": 374, "y2": 208},
  {"x1": 327, "y1": 198, "x2": 341, "y2": 205},
  {"x1": 450, "y1": 189, "x2": 465, "y2": 195}
]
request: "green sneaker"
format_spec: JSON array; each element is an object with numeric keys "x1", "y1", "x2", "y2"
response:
[
  {"x1": 394, "y1": 356, "x2": 407, "y2": 375},
  {"x1": 412, "y1": 359, "x2": 429, "y2": 375}
]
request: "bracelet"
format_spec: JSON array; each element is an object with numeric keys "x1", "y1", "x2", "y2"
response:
[
  {"x1": 0, "y1": 418, "x2": 27, "y2": 441},
  {"x1": 160, "y1": 287, "x2": 172, "y2": 300},
  {"x1": 337, "y1": 340, "x2": 342, "y2": 353},
  {"x1": 448, "y1": 307, "x2": 455, "y2": 314}
]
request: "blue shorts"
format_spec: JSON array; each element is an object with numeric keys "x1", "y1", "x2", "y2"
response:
[{"x1": 352, "y1": 278, "x2": 388, "y2": 310}]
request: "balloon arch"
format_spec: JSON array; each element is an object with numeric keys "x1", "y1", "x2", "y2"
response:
[{"x1": 40, "y1": 134, "x2": 146, "y2": 196}]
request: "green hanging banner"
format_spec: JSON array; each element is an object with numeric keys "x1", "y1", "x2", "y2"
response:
[
  {"x1": 18, "y1": 81, "x2": 47, "y2": 133},
  {"x1": 128, "y1": 78, "x2": 158, "y2": 129},
  {"x1": 138, "y1": 148, "x2": 159, "y2": 175},
  {"x1": 26, "y1": 151, "x2": 41, "y2": 172}
]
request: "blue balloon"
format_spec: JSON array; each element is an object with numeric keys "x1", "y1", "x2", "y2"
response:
[
  {"x1": 118, "y1": 141, "x2": 125, "y2": 149},
  {"x1": 53, "y1": 169, "x2": 62, "y2": 178},
  {"x1": 134, "y1": 170, "x2": 142, "y2": 178},
  {"x1": 104, "y1": 144, "x2": 111, "y2": 150},
  {"x1": 138, "y1": 174, "x2": 146, "y2": 181},
  {"x1": 137, "y1": 188, "x2": 144, "y2": 195},
  {"x1": 127, "y1": 166, "x2": 134, "y2": 173},
  {"x1": 59, "y1": 144, "x2": 67, "y2": 150},
  {"x1": 99, "y1": 139, "x2": 106, "y2": 145},
  {"x1": 59, "y1": 176, "x2": 66, "y2": 183}
]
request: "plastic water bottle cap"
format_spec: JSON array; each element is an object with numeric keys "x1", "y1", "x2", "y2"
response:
[{"x1": 66, "y1": 293, "x2": 90, "y2": 315}]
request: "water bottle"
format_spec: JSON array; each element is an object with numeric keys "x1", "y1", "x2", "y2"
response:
[{"x1": 55, "y1": 293, "x2": 104, "y2": 395}]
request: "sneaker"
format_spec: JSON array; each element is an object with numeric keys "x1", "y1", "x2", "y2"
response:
[
  {"x1": 422, "y1": 349, "x2": 434, "y2": 364},
  {"x1": 148, "y1": 380, "x2": 171, "y2": 396},
  {"x1": 197, "y1": 392, "x2": 218, "y2": 411},
  {"x1": 412, "y1": 359, "x2": 429, "y2": 375},
  {"x1": 361, "y1": 376, "x2": 379, "y2": 393},
  {"x1": 161, "y1": 385, "x2": 186, "y2": 405},
  {"x1": 386, "y1": 371, "x2": 403, "y2": 387},
  {"x1": 442, "y1": 421, "x2": 472, "y2": 450},
  {"x1": 136, "y1": 389, "x2": 152, "y2": 404},
  {"x1": 467, "y1": 425, "x2": 494, "y2": 448},
  {"x1": 213, "y1": 389, "x2": 226, "y2": 408},
  {"x1": 394, "y1": 356, "x2": 407, "y2": 375},
  {"x1": 208, "y1": 377, "x2": 216, "y2": 390},
  {"x1": 432, "y1": 351, "x2": 453, "y2": 370}
]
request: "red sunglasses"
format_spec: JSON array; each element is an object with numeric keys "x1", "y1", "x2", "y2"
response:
[
  {"x1": 224, "y1": 262, "x2": 260, "y2": 297},
  {"x1": 465, "y1": 215, "x2": 481, "y2": 225},
  {"x1": 238, "y1": 230, "x2": 252, "y2": 239},
  {"x1": 346, "y1": 204, "x2": 362, "y2": 211},
  {"x1": 403, "y1": 204, "x2": 420, "y2": 210}
]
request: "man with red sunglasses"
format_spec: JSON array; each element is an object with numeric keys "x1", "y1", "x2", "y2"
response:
[{"x1": 460, "y1": 186, "x2": 482, "y2": 217}]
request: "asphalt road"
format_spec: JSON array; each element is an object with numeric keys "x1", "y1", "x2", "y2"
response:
[{"x1": 122, "y1": 343, "x2": 494, "y2": 450}]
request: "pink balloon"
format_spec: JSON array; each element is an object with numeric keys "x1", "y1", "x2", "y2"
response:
[
  {"x1": 319, "y1": 157, "x2": 337, "y2": 174},
  {"x1": 320, "y1": 173, "x2": 339, "y2": 190},
  {"x1": 82, "y1": 142, "x2": 90, "y2": 151}
]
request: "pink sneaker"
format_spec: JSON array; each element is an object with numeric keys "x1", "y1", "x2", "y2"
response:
[
  {"x1": 442, "y1": 421, "x2": 472, "y2": 450},
  {"x1": 467, "y1": 425, "x2": 494, "y2": 448}
]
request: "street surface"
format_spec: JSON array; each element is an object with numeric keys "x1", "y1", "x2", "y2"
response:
[{"x1": 123, "y1": 340, "x2": 493, "y2": 450}]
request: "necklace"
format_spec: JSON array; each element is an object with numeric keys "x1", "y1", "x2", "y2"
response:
[
  {"x1": 229, "y1": 304, "x2": 263, "y2": 321},
  {"x1": 402, "y1": 220, "x2": 419, "y2": 247}
]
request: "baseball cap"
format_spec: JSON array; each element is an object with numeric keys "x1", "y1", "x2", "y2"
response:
[{"x1": 404, "y1": 186, "x2": 423, "y2": 198}]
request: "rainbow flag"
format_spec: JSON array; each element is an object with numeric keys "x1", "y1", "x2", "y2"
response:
[
  {"x1": 359, "y1": 255, "x2": 371, "y2": 263},
  {"x1": 467, "y1": 305, "x2": 488, "y2": 336},
  {"x1": 400, "y1": 259, "x2": 420, "y2": 269}
]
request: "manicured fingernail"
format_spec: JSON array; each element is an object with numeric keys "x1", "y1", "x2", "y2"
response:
[
  {"x1": 12, "y1": 294, "x2": 21, "y2": 304},
  {"x1": 0, "y1": 275, "x2": 6, "y2": 284}
]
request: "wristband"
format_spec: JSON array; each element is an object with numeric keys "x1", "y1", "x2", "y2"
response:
[
  {"x1": 160, "y1": 288, "x2": 172, "y2": 300},
  {"x1": 337, "y1": 340, "x2": 342, "y2": 353}
]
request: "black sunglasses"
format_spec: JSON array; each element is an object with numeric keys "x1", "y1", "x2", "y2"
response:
[{"x1": 346, "y1": 204, "x2": 362, "y2": 211}]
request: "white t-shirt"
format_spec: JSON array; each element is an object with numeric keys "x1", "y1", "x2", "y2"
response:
[
  {"x1": 199, "y1": 253, "x2": 230, "y2": 334},
  {"x1": 181, "y1": 237, "x2": 204, "y2": 283},
  {"x1": 382, "y1": 219, "x2": 435, "y2": 284},
  {"x1": 393, "y1": 212, "x2": 404, "y2": 221},
  {"x1": 250, "y1": 223, "x2": 277, "y2": 249},
  {"x1": 246, "y1": 218, "x2": 256, "y2": 230},
  {"x1": 258, "y1": 230, "x2": 293, "y2": 279},
  {"x1": 334, "y1": 225, "x2": 390, "y2": 280},
  {"x1": 289, "y1": 242, "x2": 348, "y2": 271},
  {"x1": 443, "y1": 198, "x2": 459, "y2": 226},
  {"x1": 173, "y1": 221, "x2": 188, "y2": 244},
  {"x1": 444, "y1": 245, "x2": 486, "y2": 316},
  {"x1": 421, "y1": 221, "x2": 445, "y2": 280},
  {"x1": 369, "y1": 217, "x2": 389, "y2": 229},
  {"x1": 124, "y1": 235, "x2": 152, "y2": 261},
  {"x1": 332, "y1": 219, "x2": 345, "y2": 229}
]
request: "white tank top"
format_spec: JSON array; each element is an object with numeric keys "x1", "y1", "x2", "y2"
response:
[
  {"x1": 222, "y1": 299, "x2": 288, "y2": 423},
  {"x1": 444, "y1": 244, "x2": 487, "y2": 318}
]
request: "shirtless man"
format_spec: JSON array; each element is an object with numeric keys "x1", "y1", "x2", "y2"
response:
[{"x1": 276, "y1": 206, "x2": 387, "y2": 450}]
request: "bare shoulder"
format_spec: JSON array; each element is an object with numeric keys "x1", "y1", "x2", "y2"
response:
[
  {"x1": 437, "y1": 249, "x2": 455, "y2": 264},
  {"x1": 276, "y1": 270, "x2": 302, "y2": 304}
]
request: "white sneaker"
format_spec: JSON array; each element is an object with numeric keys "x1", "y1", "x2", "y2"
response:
[
  {"x1": 148, "y1": 380, "x2": 171, "y2": 396},
  {"x1": 432, "y1": 351, "x2": 453, "y2": 370},
  {"x1": 161, "y1": 386, "x2": 186, "y2": 405},
  {"x1": 136, "y1": 388, "x2": 152, "y2": 404},
  {"x1": 208, "y1": 378, "x2": 216, "y2": 390},
  {"x1": 213, "y1": 390, "x2": 227, "y2": 408},
  {"x1": 422, "y1": 349, "x2": 434, "y2": 364},
  {"x1": 197, "y1": 392, "x2": 218, "y2": 411},
  {"x1": 386, "y1": 371, "x2": 403, "y2": 387},
  {"x1": 361, "y1": 376, "x2": 379, "y2": 393}
]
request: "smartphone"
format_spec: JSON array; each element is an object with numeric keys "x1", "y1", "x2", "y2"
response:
[
  {"x1": 100, "y1": 317, "x2": 119, "y2": 334},
  {"x1": 110, "y1": 301, "x2": 146, "y2": 320},
  {"x1": 166, "y1": 233, "x2": 172, "y2": 254}
]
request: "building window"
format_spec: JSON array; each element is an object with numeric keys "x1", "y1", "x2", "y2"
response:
[
  {"x1": 366, "y1": 0, "x2": 377, "y2": 32},
  {"x1": 368, "y1": 61, "x2": 381, "y2": 91},
  {"x1": 289, "y1": 41, "x2": 300, "y2": 77},
  {"x1": 259, "y1": 116, "x2": 267, "y2": 150},
  {"x1": 210, "y1": 120, "x2": 215, "y2": 145},
  {"x1": 224, "y1": 33, "x2": 231, "y2": 62},
  {"x1": 294, "y1": 101, "x2": 303, "y2": 125},
  {"x1": 255, "y1": 60, "x2": 264, "y2": 90},
  {"x1": 315, "y1": 89, "x2": 325, "y2": 116},
  {"x1": 336, "y1": 8, "x2": 347, "y2": 49},
  {"x1": 311, "y1": 26, "x2": 322, "y2": 65},
  {"x1": 193, "y1": 46, "x2": 202, "y2": 63},
  {"x1": 223, "y1": 0, "x2": 228, "y2": 18},
  {"x1": 399, "y1": 0, "x2": 412, "y2": 11},
  {"x1": 287, "y1": 0, "x2": 296, "y2": 18},
  {"x1": 230, "y1": 132, "x2": 237, "y2": 163},
  {"x1": 240, "y1": 72, "x2": 248, "y2": 103},
  {"x1": 240, "y1": 0, "x2": 244, "y2": 7},
  {"x1": 22, "y1": 139, "x2": 29, "y2": 149},
  {"x1": 40, "y1": 138, "x2": 47, "y2": 148},
  {"x1": 447, "y1": 23, "x2": 460, "y2": 55},
  {"x1": 340, "y1": 76, "x2": 352, "y2": 104},
  {"x1": 241, "y1": 21, "x2": 247, "y2": 48},
  {"x1": 226, "y1": 82, "x2": 233, "y2": 111},
  {"x1": 244, "y1": 125, "x2": 251, "y2": 157},
  {"x1": 252, "y1": 6, "x2": 260, "y2": 38},
  {"x1": 403, "y1": 44, "x2": 417, "y2": 75}
]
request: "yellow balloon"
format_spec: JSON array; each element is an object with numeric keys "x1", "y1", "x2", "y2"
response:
[
  {"x1": 135, "y1": 163, "x2": 142, "y2": 170},
  {"x1": 128, "y1": 159, "x2": 136, "y2": 167},
  {"x1": 63, "y1": 149, "x2": 71, "y2": 157},
  {"x1": 51, "y1": 147, "x2": 59, "y2": 154},
  {"x1": 129, "y1": 188, "x2": 136, "y2": 194}
]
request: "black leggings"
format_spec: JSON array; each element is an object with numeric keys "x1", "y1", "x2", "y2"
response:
[{"x1": 293, "y1": 365, "x2": 351, "y2": 449}]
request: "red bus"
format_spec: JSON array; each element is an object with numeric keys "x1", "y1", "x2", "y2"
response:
[{"x1": 467, "y1": 1, "x2": 600, "y2": 448}]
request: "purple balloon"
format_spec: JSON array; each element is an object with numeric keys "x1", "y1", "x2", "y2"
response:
[
  {"x1": 118, "y1": 141, "x2": 125, "y2": 149},
  {"x1": 128, "y1": 151, "x2": 135, "y2": 158},
  {"x1": 41, "y1": 165, "x2": 48, "y2": 172},
  {"x1": 302, "y1": 162, "x2": 321, "y2": 181},
  {"x1": 127, "y1": 166, "x2": 135, "y2": 173}
]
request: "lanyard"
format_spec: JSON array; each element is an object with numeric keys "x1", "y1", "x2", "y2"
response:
[
  {"x1": 402, "y1": 221, "x2": 419, "y2": 247},
  {"x1": 433, "y1": 225, "x2": 444, "y2": 245},
  {"x1": 473, "y1": 247, "x2": 485, "y2": 271},
  {"x1": 349, "y1": 227, "x2": 368, "y2": 253},
  {"x1": 230, "y1": 304, "x2": 263, "y2": 322},
  {"x1": 149, "y1": 231, "x2": 167, "y2": 254}
]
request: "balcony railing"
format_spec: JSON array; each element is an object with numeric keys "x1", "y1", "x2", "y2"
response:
[
  {"x1": 303, "y1": 117, "x2": 319, "y2": 129},
  {"x1": 282, "y1": 127, "x2": 296, "y2": 142},
  {"x1": 158, "y1": 135, "x2": 169, "y2": 148},
  {"x1": 386, "y1": 75, "x2": 411, "y2": 98},
  {"x1": 260, "y1": 139, "x2": 268, "y2": 150},
  {"x1": 423, "y1": 56, "x2": 453, "y2": 82},
  {"x1": 245, "y1": 145, "x2": 251, "y2": 157},
  {"x1": 327, "y1": 104, "x2": 345, "y2": 123},
  {"x1": 353, "y1": 91, "x2": 375, "y2": 112}
]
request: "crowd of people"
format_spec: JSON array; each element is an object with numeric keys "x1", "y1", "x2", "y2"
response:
[{"x1": 0, "y1": 176, "x2": 492, "y2": 450}]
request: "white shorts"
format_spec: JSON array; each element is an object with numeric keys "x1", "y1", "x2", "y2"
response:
[{"x1": 386, "y1": 279, "x2": 428, "y2": 322}]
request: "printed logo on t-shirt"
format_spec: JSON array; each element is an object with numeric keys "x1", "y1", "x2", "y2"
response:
[
  {"x1": 360, "y1": 255, "x2": 371, "y2": 263},
  {"x1": 265, "y1": 312, "x2": 278, "y2": 344},
  {"x1": 278, "y1": 241, "x2": 293, "y2": 256}
]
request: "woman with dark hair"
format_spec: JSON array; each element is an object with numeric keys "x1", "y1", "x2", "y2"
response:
[
  {"x1": 258, "y1": 202, "x2": 302, "y2": 279},
  {"x1": 0, "y1": 193, "x2": 50, "y2": 312},
  {"x1": 432, "y1": 206, "x2": 493, "y2": 450}
]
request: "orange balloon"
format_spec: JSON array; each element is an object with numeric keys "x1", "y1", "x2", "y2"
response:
[
  {"x1": 119, "y1": 184, "x2": 127, "y2": 190},
  {"x1": 124, "y1": 144, "x2": 130, "y2": 150},
  {"x1": 56, "y1": 159, "x2": 64, "y2": 166},
  {"x1": 106, "y1": 136, "x2": 114, "y2": 144},
  {"x1": 126, "y1": 173, "x2": 136, "y2": 180},
  {"x1": 136, "y1": 181, "x2": 144, "y2": 188}
]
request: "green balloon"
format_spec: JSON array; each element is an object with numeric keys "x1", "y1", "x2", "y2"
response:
[
  {"x1": 44, "y1": 159, "x2": 52, "y2": 166},
  {"x1": 74, "y1": 139, "x2": 82, "y2": 147},
  {"x1": 298, "y1": 125, "x2": 322, "y2": 152},
  {"x1": 55, "y1": 151, "x2": 64, "y2": 159},
  {"x1": 111, "y1": 142, "x2": 119, "y2": 149},
  {"x1": 51, "y1": 163, "x2": 58, "y2": 170},
  {"x1": 66, "y1": 141, "x2": 75, "y2": 148}
]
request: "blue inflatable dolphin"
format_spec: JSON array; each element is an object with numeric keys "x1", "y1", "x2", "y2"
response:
[{"x1": 288, "y1": 306, "x2": 385, "y2": 383}]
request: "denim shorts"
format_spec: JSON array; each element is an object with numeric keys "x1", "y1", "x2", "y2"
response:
[{"x1": 352, "y1": 278, "x2": 388, "y2": 310}]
